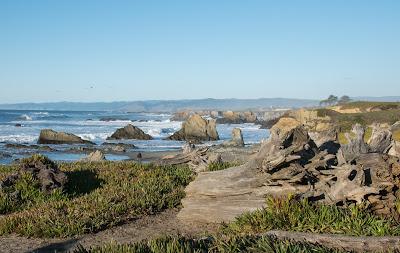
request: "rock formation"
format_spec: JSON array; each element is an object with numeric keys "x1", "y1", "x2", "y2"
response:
[
  {"x1": 38, "y1": 129, "x2": 94, "y2": 145},
  {"x1": 80, "y1": 150, "x2": 106, "y2": 162},
  {"x1": 222, "y1": 128, "x2": 244, "y2": 147},
  {"x1": 216, "y1": 111, "x2": 257, "y2": 124},
  {"x1": 167, "y1": 114, "x2": 219, "y2": 142},
  {"x1": 107, "y1": 124, "x2": 153, "y2": 140}
]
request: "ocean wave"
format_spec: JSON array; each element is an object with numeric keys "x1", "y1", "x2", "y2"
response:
[
  {"x1": 0, "y1": 134, "x2": 37, "y2": 143},
  {"x1": 77, "y1": 132, "x2": 111, "y2": 141},
  {"x1": 17, "y1": 114, "x2": 32, "y2": 121},
  {"x1": 32, "y1": 112, "x2": 49, "y2": 115}
]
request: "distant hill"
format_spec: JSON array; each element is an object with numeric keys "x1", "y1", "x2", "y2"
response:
[
  {"x1": 0, "y1": 97, "x2": 398, "y2": 112},
  {"x1": 0, "y1": 98, "x2": 319, "y2": 112}
]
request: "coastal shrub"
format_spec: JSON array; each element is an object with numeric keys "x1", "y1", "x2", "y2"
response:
[
  {"x1": 221, "y1": 196, "x2": 400, "y2": 237},
  {"x1": 207, "y1": 161, "x2": 240, "y2": 172},
  {"x1": 0, "y1": 171, "x2": 67, "y2": 214},
  {"x1": 73, "y1": 235, "x2": 344, "y2": 253},
  {"x1": 0, "y1": 161, "x2": 193, "y2": 238}
]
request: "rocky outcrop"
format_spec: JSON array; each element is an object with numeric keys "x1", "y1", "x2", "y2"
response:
[
  {"x1": 107, "y1": 124, "x2": 153, "y2": 140},
  {"x1": 38, "y1": 129, "x2": 94, "y2": 145},
  {"x1": 216, "y1": 111, "x2": 257, "y2": 124},
  {"x1": 269, "y1": 117, "x2": 302, "y2": 139},
  {"x1": 167, "y1": 114, "x2": 219, "y2": 142},
  {"x1": 222, "y1": 128, "x2": 244, "y2": 147},
  {"x1": 288, "y1": 109, "x2": 332, "y2": 131},
  {"x1": 80, "y1": 150, "x2": 106, "y2": 162},
  {"x1": 170, "y1": 110, "x2": 219, "y2": 121},
  {"x1": 0, "y1": 155, "x2": 67, "y2": 194}
]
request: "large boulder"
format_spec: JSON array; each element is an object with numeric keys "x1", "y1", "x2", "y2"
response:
[
  {"x1": 269, "y1": 117, "x2": 302, "y2": 139},
  {"x1": 107, "y1": 124, "x2": 153, "y2": 140},
  {"x1": 222, "y1": 128, "x2": 245, "y2": 147},
  {"x1": 80, "y1": 150, "x2": 106, "y2": 162},
  {"x1": 167, "y1": 114, "x2": 219, "y2": 142},
  {"x1": 38, "y1": 129, "x2": 94, "y2": 145}
]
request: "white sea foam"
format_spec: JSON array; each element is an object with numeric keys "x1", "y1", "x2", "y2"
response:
[
  {"x1": 77, "y1": 132, "x2": 112, "y2": 142},
  {"x1": 0, "y1": 134, "x2": 37, "y2": 143},
  {"x1": 18, "y1": 114, "x2": 33, "y2": 121}
]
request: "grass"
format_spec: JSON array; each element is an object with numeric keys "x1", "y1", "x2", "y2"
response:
[
  {"x1": 220, "y1": 197, "x2": 400, "y2": 237},
  {"x1": 207, "y1": 161, "x2": 240, "y2": 172},
  {"x1": 73, "y1": 235, "x2": 344, "y2": 253},
  {"x1": 73, "y1": 196, "x2": 400, "y2": 252},
  {"x1": 394, "y1": 129, "x2": 400, "y2": 141},
  {"x1": 0, "y1": 157, "x2": 193, "y2": 238},
  {"x1": 339, "y1": 101, "x2": 400, "y2": 111}
]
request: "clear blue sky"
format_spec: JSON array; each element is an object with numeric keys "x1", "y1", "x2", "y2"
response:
[{"x1": 0, "y1": 0, "x2": 399, "y2": 103}]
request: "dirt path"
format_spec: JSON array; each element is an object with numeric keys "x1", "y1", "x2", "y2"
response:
[{"x1": 0, "y1": 209, "x2": 218, "y2": 253}]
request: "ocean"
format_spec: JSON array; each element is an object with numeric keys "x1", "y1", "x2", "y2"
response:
[{"x1": 0, "y1": 110, "x2": 269, "y2": 164}]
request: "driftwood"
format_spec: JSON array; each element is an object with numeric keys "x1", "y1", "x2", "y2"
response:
[
  {"x1": 247, "y1": 123, "x2": 400, "y2": 218},
  {"x1": 176, "y1": 119, "x2": 400, "y2": 224},
  {"x1": 156, "y1": 147, "x2": 211, "y2": 172},
  {"x1": 263, "y1": 230, "x2": 400, "y2": 252}
]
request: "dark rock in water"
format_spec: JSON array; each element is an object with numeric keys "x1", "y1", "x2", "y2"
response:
[
  {"x1": 0, "y1": 155, "x2": 67, "y2": 194},
  {"x1": 99, "y1": 117, "x2": 130, "y2": 122},
  {"x1": 5, "y1": 143, "x2": 54, "y2": 151},
  {"x1": 15, "y1": 123, "x2": 22, "y2": 127},
  {"x1": 167, "y1": 114, "x2": 219, "y2": 142},
  {"x1": 38, "y1": 129, "x2": 95, "y2": 145},
  {"x1": 107, "y1": 124, "x2": 153, "y2": 140},
  {"x1": 0, "y1": 152, "x2": 12, "y2": 159}
]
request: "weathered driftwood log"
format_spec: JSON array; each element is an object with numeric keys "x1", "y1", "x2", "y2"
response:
[
  {"x1": 177, "y1": 119, "x2": 400, "y2": 224},
  {"x1": 368, "y1": 124, "x2": 393, "y2": 153},
  {"x1": 262, "y1": 230, "x2": 400, "y2": 253},
  {"x1": 156, "y1": 147, "x2": 210, "y2": 172}
]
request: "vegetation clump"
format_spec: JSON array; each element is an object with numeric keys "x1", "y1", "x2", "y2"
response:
[
  {"x1": 207, "y1": 161, "x2": 240, "y2": 171},
  {"x1": 0, "y1": 157, "x2": 193, "y2": 238},
  {"x1": 73, "y1": 235, "x2": 344, "y2": 253},
  {"x1": 221, "y1": 197, "x2": 400, "y2": 237}
]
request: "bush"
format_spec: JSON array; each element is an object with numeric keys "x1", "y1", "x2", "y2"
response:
[
  {"x1": 221, "y1": 196, "x2": 400, "y2": 237},
  {"x1": 207, "y1": 162, "x2": 240, "y2": 172}
]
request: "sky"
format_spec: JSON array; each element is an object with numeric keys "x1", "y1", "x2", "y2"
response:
[{"x1": 0, "y1": 0, "x2": 399, "y2": 103}]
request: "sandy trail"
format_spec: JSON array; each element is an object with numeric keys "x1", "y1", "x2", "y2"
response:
[{"x1": 0, "y1": 209, "x2": 217, "y2": 253}]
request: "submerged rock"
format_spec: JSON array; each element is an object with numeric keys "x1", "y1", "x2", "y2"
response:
[
  {"x1": 38, "y1": 129, "x2": 94, "y2": 145},
  {"x1": 5, "y1": 143, "x2": 54, "y2": 151},
  {"x1": 107, "y1": 124, "x2": 153, "y2": 140},
  {"x1": 167, "y1": 114, "x2": 219, "y2": 142},
  {"x1": 101, "y1": 142, "x2": 136, "y2": 153}
]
